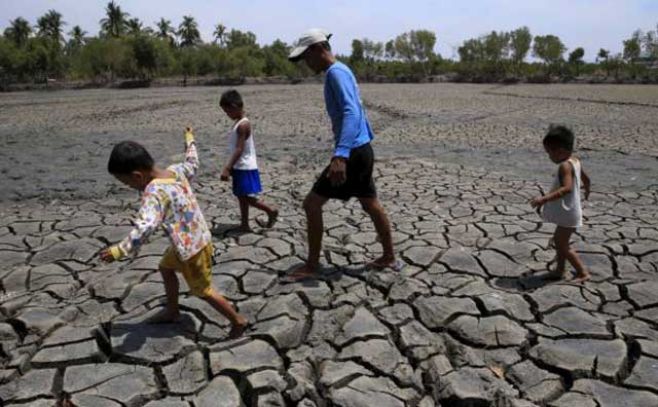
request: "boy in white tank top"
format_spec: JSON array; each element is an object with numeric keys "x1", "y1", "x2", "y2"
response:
[
  {"x1": 530, "y1": 125, "x2": 591, "y2": 283},
  {"x1": 219, "y1": 90, "x2": 278, "y2": 232}
]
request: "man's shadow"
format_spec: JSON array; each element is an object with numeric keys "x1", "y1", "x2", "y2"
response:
[{"x1": 277, "y1": 262, "x2": 371, "y2": 286}]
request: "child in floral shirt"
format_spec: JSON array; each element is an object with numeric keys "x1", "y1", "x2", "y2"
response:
[{"x1": 100, "y1": 128, "x2": 248, "y2": 337}]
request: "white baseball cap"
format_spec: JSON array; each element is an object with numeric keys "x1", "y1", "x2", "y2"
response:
[{"x1": 288, "y1": 28, "x2": 332, "y2": 61}]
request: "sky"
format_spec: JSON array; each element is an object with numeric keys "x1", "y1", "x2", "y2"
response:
[{"x1": 2, "y1": 0, "x2": 657, "y2": 61}]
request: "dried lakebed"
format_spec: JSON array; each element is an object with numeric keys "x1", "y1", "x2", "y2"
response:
[{"x1": 0, "y1": 84, "x2": 657, "y2": 406}]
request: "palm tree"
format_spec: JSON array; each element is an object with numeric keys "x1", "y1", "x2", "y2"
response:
[
  {"x1": 156, "y1": 18, "x2": 176, "y2": 46},
  {"x1": 126, "y1": 17, "x2": 143, "y2": 35},
  {"x1": 100, "y1": 1, "x2": 128, "y2": 38},
  {"x1": 67, "y1": 25, "x2": 87, "y2": 51},
  {"x1": 4, "y1": 17, "x2": 32, "y2": 47},
  {"x1": 213, "y1": 23, "x2": 226, "y2": 46},
  {"x1": 36, "y1": 9, "x2": 65, "y2": 44},
  {"x1": 178, "y1": 16, "x2": 200, "y2": 47}
]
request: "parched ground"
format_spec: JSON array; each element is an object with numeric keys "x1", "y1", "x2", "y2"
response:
[{"x1": 0, "y1": 84, "x2": 657, "y2": 406}]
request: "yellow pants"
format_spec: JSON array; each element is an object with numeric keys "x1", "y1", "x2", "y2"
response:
[{"x1": 159, "y1": 244, "x2": 214, "y2": 298}]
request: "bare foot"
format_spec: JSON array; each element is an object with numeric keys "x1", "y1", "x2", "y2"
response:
[
  {"x1": 572, "y1": 271, "x2": 591, "y2": 284},
  {"x1": 228, "y1": 316, "x2": 249, "y2": 339},
  {"x1": 266, "y1": 209, "x2": 279, "y2": 228},
  {"x1": 146, "y1": 309, "x2": 180, "y2": 324},
  {"x1": 280, "y1": 263, "x2": 318, "y2": 283},
  {"x1": 367, "y1": 256, "x2": 404, "y2": 271}
]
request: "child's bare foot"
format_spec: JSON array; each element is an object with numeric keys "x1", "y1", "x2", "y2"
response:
[
  {"x1": 146, "y1": 309, "x2": 180, "y2": 324},
  {"x1": 228, "y1": 317, "x2": 249, "y2": 339},
  {"x1": 266, "y1": 209, "x2": 279, "y2": 228},
  {"x1": 572, "y1": 270, "x2": 591, "y2": 283}
]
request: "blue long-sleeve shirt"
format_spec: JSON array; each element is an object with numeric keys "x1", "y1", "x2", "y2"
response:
[{"x1": 324, "y1": 61, "x2": 374, "y2": 158}]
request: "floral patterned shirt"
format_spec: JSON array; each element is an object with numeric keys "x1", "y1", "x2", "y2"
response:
[{"x1": 112, "y1": 140, "x2": 212, "y2": 261}]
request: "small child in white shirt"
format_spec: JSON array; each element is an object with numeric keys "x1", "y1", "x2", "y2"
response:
[{"x1": 219, "y1": 90, "x2": 278, "y2": 232}]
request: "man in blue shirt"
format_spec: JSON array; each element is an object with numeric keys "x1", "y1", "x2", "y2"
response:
[{"x1": 284, "y1": 29, "x2": 399, "y2": 282}]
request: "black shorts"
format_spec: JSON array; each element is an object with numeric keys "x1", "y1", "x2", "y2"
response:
[{"x1": 312, "y1": 143, "x2": 377, "y2": 201}]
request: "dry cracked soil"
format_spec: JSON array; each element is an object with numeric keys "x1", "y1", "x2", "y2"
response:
[{"x1": 0, "y1": 83, "x2": 657, "y2": 407}]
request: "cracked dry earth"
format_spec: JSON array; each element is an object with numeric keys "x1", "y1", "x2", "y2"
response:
[{"x1": 1, "y1": 84, "x2": 658, "y2": 407}]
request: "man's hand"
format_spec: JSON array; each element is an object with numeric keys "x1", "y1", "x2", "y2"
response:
[
  {"x1": 529, "y1": 196, "x2": 545, "y2": 209},
  {"x1": 220, "y1": 166, "x2": 231, "y2": 181},
  {"x1": 327, "y1": 157, "x2": 347, "y2": 187}
]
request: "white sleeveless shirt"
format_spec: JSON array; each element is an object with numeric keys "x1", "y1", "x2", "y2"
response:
[
  {"x1": 228, "y1": 117, "x2": 258, "y2": 170},
  {"x1": 542, "y1": 157, "x2": 583, "y2": 228}
]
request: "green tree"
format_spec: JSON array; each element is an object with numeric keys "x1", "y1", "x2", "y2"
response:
[
  {"x1": 126, "y1": 18, "x2": 144, "y2": 36},
  {"x1": 262, "y1": 39, "x2": 294, "y2": 76},
  {"x1": 77, "y1": 37, "x2": 130, "y2": 81},
  {"x1": 482, "y1": 30, "x2": 511, "y2": 76},
  {"x1": 213, "y1": 23, "x2": 227, "y2": 46},
  {"x1": 510, "y1": 26, "x2": 532, "y2": 67},
  {"x1": 643, "y1": 27, "x2": 658, "y2": 60},
  {"x1": 384, "y1": 40, "x2": 396, "y2": 59},
  {"x1": 362, "y1": 38, "x2": 383, "y2": 78},
  {"x1": 363, "y1": 39, "x2": 383, "y2": 61},
  {"x1": 533, "y1": 35, "x2": 566, "y2": 74},
  {"x1": 225, "y1": 45, "x2": 264, "y2": 77},
  {"x1": 568, "y1": 47, "x2": 585, "y2": 76},
  {"x1": 394, "y1": 30, "x2": 436, "y2": 74},
  {"x1": 607, "y1": 53, "x2": 624, "y2": 80},
  {"x1": 130, "y1": 35, "x2": 157, "y2": 79},
  {"x1": 178, "y1": 16, "x2": 201, "y2": 47},
  {"x1": 623, "y1": 31, "x2": 643, "y2": 79},
  {"x1": 100, "y1": 1, "x2": 128, "y2": 38},
  {"x1": 156, "y1": 18, "x2": 176, "y2": 47},
  {"x1": 458, "y1": 38, "x2": 485, "y2": 63},
  {"x1": 225, "y1": 29, "x2": 257, "y2": 49},
  {"x1": 178, "y1": 47, "x2": 197, "y2": 84},
  {"x1": 68, "y1": 26, "x2": 86, "y2": 48},
  {"x1": 350, "y1": 39, "x2": 364, "y2": 65},
  {"x1": 410, "y1": 30, "x2": 436, "y2": 63},
  {"x1": 597, "y1": 48, "x2": 610, "y2": 76},
  {"x1": 394, "y1": 32, "x2": 414, "y2": 63},
  {"x1": 4, "y1": 17, "x2": 32, "y2": 47},
  {"x1": 36, "y1": 10, "x2": 65, "y2": 46}
]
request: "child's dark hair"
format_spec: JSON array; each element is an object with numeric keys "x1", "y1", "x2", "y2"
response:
[
  {"x1": 543, "y1": 125, "x2": 574, "y2": 151},
  {"x1": 107, "y1": 141, "x2": 154, "y2": 174},
  {"x1": 220, "y1": 89, "x2": 243, "y2": 109}
]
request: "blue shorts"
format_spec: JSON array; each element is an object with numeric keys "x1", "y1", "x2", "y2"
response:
[{"x1": 231, "y1": 169, "x2": 262, "y2": 197}]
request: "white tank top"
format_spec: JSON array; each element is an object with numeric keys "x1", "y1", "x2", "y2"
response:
[
  {"x1": 228, "y1": 117, "x2": 258, "y2": 170},
  {"x1": 542, "y1": 157, "x2": 583, "y2": 228}
]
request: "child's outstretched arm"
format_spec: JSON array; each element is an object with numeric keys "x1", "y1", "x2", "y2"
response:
[
  {"x1": 100, "y1": 190, "x2": 165, "y2": 262},
  {"x1": 530, "y1": 162, "x2": 574, "y2": 208},
  {"x1": 177, "y1": 127, "x2": 199, "y2": 181},
  {"x1": 221, "y1": 121, "x2": 250, "y2": 181}
]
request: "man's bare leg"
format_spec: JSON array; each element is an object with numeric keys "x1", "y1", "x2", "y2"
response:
[
  {"x1": 286, "y1": 192, "x2": 328, "y2": 281},
  {"x1": 359, "y1": 197, "x2": 397, "y2": 269}
]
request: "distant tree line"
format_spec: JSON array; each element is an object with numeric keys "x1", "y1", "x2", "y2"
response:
[
  {"x1": 450, "y1": 26, "x2": 658, "y2": 82},
  {"x1": 0, "y1": 2, "x2": 656, "y2": 87}
]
